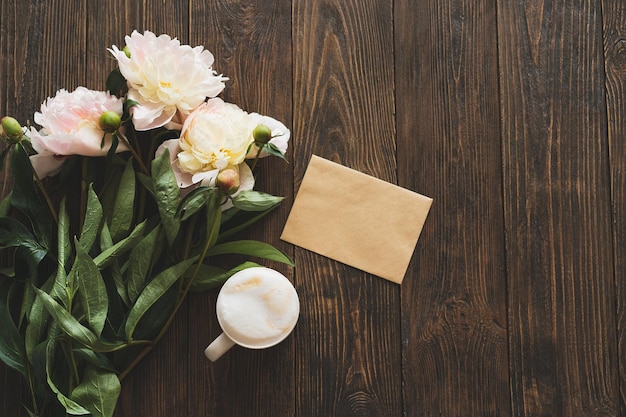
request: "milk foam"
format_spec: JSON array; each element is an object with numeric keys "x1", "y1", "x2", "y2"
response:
[{"x1": 216, "y1": 268, "x2": 299, "y2": 348}]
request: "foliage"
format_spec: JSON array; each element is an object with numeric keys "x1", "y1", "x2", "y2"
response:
[{"x1": 0, "y1": 33, "x2": 292, "y2": 417}]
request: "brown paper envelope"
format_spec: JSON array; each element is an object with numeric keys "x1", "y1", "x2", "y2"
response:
[{"x1": 280, "y1": 155, "x2": 432, "y2": 284}]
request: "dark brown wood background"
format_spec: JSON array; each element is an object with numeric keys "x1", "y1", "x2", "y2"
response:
[{"x1": 1, "y1": 0, "x2": 624, "y2": 416}]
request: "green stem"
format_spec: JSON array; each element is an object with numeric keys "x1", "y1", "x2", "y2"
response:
[
  {"x1": 25, "y1": 361, "x2": 40, "y2": 417},
  {"x1": 116, "y1": 131, "x2": 149, "y2": 175},
  {"x1": 79, "y1": 157, "x2": 88, "y2": 234},
  {"x1": 250, "y1": 143, "x2": 265, "y2": 171},
  {"x1": 33, "y1": 171, "x2": 58, "y2": 224},
  {"x1": 67, "y1": 340, "x2": 80, "y2": 389}
]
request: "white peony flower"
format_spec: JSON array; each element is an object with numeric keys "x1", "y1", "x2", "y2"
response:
[
  {"x1": 155, "y1": 138, "x2": 255, "y2": 206},
  {"x1": 177, "y1": 98, "x2": 257, "y2": 174},
  {"x1": 109, "y1": 30, "x2": 228, "y2": 131}
]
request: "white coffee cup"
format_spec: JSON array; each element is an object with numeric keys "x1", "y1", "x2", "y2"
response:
[{"x1": 204, "y1": 267, "x2": 300, "y2": 361}]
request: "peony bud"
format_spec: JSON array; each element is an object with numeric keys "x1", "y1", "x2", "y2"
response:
[
  {"x1": 216, "y1": 168, "x2": 240, "y2": 194},
  {"x1": 1, "y1": 116, "x2": 23, "y2": 140},
  {"x1": 99, "y1": 111, "x2": 121, "y2": 133},
  {"x1": 252, "y1": 123, "x2": 272, "y2": 144}
]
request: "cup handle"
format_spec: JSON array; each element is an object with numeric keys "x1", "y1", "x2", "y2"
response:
[{"x1": 204, "y1": 332, "x2": 236, "y2": 361}]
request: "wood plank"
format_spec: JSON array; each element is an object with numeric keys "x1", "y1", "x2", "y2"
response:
[
  {"x1": 292, "y1": 1, "x2": 402, "y2": 416},
  {"x1": 497, "y1": 1, "x2": 618, "y2": 415},
  {"x1": 395, "y1": 0, "x2": 511, "y2": 415},
  {"x1": 185, "y1": 1, "x2": 294, "y2": 416},
  {"x1": 0, "y1": 1, "x2": 86, "y2": 415},
  {"x1": 602, "y1": 0, "x2": 626, "y2": 414}
]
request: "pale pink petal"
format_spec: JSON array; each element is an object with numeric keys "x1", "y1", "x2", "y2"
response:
[
  {"x1": 155, "y1": 139, "x2": 194, "y2": 188},
  {"x1": 246, "y1": 114, "x2": 290, "y2": 158},
  {"x1": 29, "y1": 153, "x2": 65, "y2": 179}
]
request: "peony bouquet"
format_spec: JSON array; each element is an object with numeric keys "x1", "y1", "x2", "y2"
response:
[{"x1": 0, "y1": 30, "x2": 292, "y2": 417}]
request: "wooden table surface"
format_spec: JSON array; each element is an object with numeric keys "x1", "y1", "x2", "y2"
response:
[{"x1": 1, "y1": 0, "x2": 625, "y2": 416}]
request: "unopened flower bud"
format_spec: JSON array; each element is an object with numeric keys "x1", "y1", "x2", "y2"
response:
[
  {"x1": 216, "y1": 169, "x2": 240, "y2": 194},
  {"x1": 99, "y1": 111, "x2": 121, "y2": 133},
  {"x1": 1, "y1": 116, "x2": 23, "y2": 140},
  {"x1": 123, "y1": 46, "x2": 131, "y2": 58},
  {"x1": 252, "y1": 123, "x2": 272, "y2": 144}
]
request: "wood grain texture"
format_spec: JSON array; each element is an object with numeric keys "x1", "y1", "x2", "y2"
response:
[
  {"x1": 293, "y1": 1, "x2": 402, "y2": 416},
  {"x1": 0, "y1": 2, "x2": 86, "y2": 415},
  {"x1": 602, "y1": 0, "x2": 626, "y2": 414},
  {"x1": 0, "y1": 0, "x2": 86, "y2": 192},
  {"x1": 395, "y1": 0, "x2": 511, "y2": 416},
  {"x1": 498, "y1": 0, "x2": 618, "y2": 415},
  {"x1": 1, "y1": 0, "x2": 624, "y2": 416}
]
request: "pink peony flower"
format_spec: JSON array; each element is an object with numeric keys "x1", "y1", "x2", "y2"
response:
[
  {"x1": 109, "y1": 30, "x2": 228, "y2": 131},
  {"x1": 28, "y1": 87, "x2": 126, "y2": 178}
]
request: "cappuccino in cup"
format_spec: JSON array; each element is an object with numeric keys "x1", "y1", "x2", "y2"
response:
[{"x1": 204, "y1": 267, "x2": 299, "y2": 361}]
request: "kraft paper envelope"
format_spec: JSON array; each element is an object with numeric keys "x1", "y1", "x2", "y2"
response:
[{"x1": 281, "y1": 155, "x2": 433, "y2": 284}]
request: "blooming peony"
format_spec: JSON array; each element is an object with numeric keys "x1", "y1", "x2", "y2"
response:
[
  {"x1": 109, "y1": 30, "x2": 228, "y2": 131},
  {"x1": 156, "y1": 138, "x2": 255, "y2": 207},
  {"x1": 28, "y1": 87, "x2": 126, "y2": 178},
  {"x1": 178, "y1": 98, "x2": 257, "y2": 174},
  {"x1": 154, "y1": 98, "x2": 289, "y2": 202}
]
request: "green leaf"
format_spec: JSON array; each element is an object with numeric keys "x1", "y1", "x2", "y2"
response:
[
  {"x1": 106, "y1": 67, "x2": 126, "y2": 96},
  {"x1": 28, "y1": 340, "x2": 49, "y2": 411},
  {"x1": 10, "y1": 143, "x2": 52, "y2": 245},
  {"x1": 218, "y1": 207, "x2": 277, "y2": 242},
  {"x1": 124, "y1": 99, "x2": 140, "y2": 112},
  {"x1": 99, "y1": 223, "x2": 129, "y2": 306},
  {"x1": 0, "y1": 145, "x2": 12, "y2": 172},
  {"x1": 10, "y1": 143, "x2": 40, "y2": 215},
  {"x1": 0, "y1": 191, "x2": 12, "y2": 217},
  {"x1": 264, "y1": 142, "x2": 289, "y2": 161},
  {"x1": 0, "y1": 217, "x2": 48, "y2": 269},
  {"x1": 127, "y1": 225, "x2": 161, "y2": 303},
  {"x1": 93, "y1": 220, "x2": 146, "y2": 269},
  {"x1": 70, "y1": 365, "x2": 121, "y2": 417},
  {"x1": 25, "y1": 277, "x2": 54, "y2": 359},
  {"x1": 45, "y1": 339, "x2": 91, "y2": 415},
  {"x1": 53, "y1": 198, "x2": 71, "y2": 307},
  {"x1": 136, "y1": 172, "x2": 155, "y2": 197},
  {"x1": 190, "y1": 261, "x2": 262, "y2": 292},
  {"x1": 36, "y1": 287, "x2": 100, "y2": 348},
  {"x1": 204, "y1": 190, "x2": 222, "y2": 250},
  {"x1": 151, "y1": 148, "x2": 181, "y2": 245},
  {"x1": 18, "y1": 278, "x2": 36, "y2": 325},
  {"x1": 75, "y1": 240, "x2": 108, "y2": 337},
  {"x1": 36, "y1": 288, "x2": 123, "y2": 353},
  {"x1": 231, "y1": 190, "x2": 284, "y2": 211},
  {"x1": 206, "y1": 240, "x2": 295, "y2": 266},
  {"x1": 178, "y1": 186, "x2": 213, "y2": 221},
  {"x1": 57, "y1": 198, "x2": 71, "y2": 272},
  {"x1": 72, "y1": 348, "x2": 116, "y2": 373},
  {"x1": 80, "y1": 185, "x2": 104, "y2": 252},
  {"x1": 0, "y1": 282, "x2": 27, "y2": 376},
  {"x1": 109, "y1": 158, "x2": 135, "y2": 242},
  {"x1": 125, "y1": 256, "x2": 198, "y2": 339}
]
